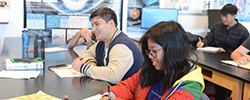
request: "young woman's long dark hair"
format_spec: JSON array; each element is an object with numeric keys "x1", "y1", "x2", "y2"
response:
[{"x1": 139, "y1": 21, "x2": 198, "y2": 89}]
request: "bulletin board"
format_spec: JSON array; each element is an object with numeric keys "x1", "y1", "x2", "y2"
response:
[{"x1": 24, "y1": 0, "x2": 123, "y2": 36}]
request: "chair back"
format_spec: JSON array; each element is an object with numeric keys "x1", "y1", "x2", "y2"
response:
[{"x1": 201, "y1": 92, "x2": 210, "y2": 100}]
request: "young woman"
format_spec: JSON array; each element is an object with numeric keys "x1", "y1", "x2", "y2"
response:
[{"x1": 101, "y1": 21, "x2": 204, "y2": 100}]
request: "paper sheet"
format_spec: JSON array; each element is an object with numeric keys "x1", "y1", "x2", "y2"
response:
[
  {"x1": 0, "y1": 70, "x2": 40, "y2": 79},
  {"x1": 82, "y1": 94, "x2": 102, "y2": 100},
  {"x1": 221, "y1": 60, "x2": 250, "y2": 70},
  {"x1": 73, "y1": 45, "x2": 87, "y2": 56},
  {"x1": 239, "y1": 64, "x2": 250, "y2": 69},
  {"x1": 66, "y1": 29, "x2": 80, "y2": 41},
  {"x1": 50, "y1": 65, "x2": 84, "y2": 78},
  {"x1": 45, "y1": 47, "x2": 68, "y2": 53},
  {"x1": 4, "y1": 90, "x2": 61, "y2": 100},
  {"x1": 197, "y1": 46, "x2": 220, "y2": 53},
  {"x1": 221, "y1": 60, "x2": 238, "y2": 66},
  {"x1": 68, "y1": 16, "x2": 88, "y2": 29},
  {"x1": 51, "y1": 29, "x2": 66, "y2": 39}
]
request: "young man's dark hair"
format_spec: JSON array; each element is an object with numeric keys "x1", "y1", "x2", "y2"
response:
[
  {"x1": 221, "y1": 4, "x2": 238, "y2": 16},
  {"x1": 90, "y1": 7, "x2": 118, "y2": 27}
]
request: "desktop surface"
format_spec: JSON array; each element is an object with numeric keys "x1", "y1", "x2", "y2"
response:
[
  {"x1": 192, "y1": 51, "x2": 250, "y2": 83},
  {"x1": 192, "y1": 51, "x2": 250, "y2": 100},
  {"x1": 0, "y1": 37, "x2": 110, "y2": 99}
]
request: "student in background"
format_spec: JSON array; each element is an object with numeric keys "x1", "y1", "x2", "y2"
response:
[
  {"x1": 67, "y1": 28, "x2": 96, "y2": 49},
  {"x1": 196, "y1": 4, "x2": 249, "y2": 52},
  {"x1": 101, "y1": 21, "x2": 204, "y2": 100},
  {"x1": 231, "y1": 37, "x2": 250, "y2": 65},
  {"x1": 197, "y1": 4, "x2": 249, "y2": 100},
  {"x1": 72, "y1": 7, "x2": 143, "y2": 84}
]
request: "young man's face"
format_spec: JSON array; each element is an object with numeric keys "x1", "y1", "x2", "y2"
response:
[
  {"x1": 91, "y1": 16, "x2": 111, "y2": 42},
  {"x1": 221, "y1": 13, "x2": 236, "y2": 26}
]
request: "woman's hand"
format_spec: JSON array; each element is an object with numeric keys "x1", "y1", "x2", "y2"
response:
[{"x1": 100, "y1": 96, "x2": 114, "y2": 100}]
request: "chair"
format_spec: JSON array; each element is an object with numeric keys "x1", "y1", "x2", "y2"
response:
[{"x1": 201, "y1": 92, "x2": 210, "y2": 100}]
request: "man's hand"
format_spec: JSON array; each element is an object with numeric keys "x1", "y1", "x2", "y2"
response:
[
  {"x1": 235, "y1": 51, "x2": 250, "y2": 65},
  {"x1": 218, "y1": 47, "x2": 226, "y2": 52},
  {"x1": 72, "y1": 58, "x2": 85, "y2": 72},
  {"x1": 80, "y1": 28, "x2": 92, "y2": 42},
  {"x1": 196, "y1": 41, "x2": 204, "y2": 48}
]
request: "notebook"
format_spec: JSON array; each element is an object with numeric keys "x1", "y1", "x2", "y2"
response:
[
  {"x1": 197, "y1": 46, "x2": 220, "y2": 53},
  {"x1": 221, "y1": 60, "x2": 250, "y2": 70}
]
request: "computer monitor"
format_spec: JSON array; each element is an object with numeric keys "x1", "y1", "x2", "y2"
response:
[
  {"x1": 141, "y1": 8, "x2": 178, "y2": 29},
  {"x1": 143, "y1": 0, "x2": 158, "y2": 6},
  {"x1": 207, "y1": 10, "x2": 221, "y2": 29}
]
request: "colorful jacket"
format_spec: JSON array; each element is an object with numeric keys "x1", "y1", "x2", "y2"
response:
[{"x1": 102, "y1": 66, "x2": 205, "y2": 100}]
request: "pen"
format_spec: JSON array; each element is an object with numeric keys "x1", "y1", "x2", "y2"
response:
[
  {"x1": 199, "y1": 37, "x2": 201, "y2": 42},
  {"x1": 108, "y1": 86, "x2": 111, "y2": 100},
  {"x1": 237, "y1": 51, "x2": 243, "y2": 56},
  {"x1": 237, "y1": 51, "x2": 248, "y2": 57},
  {"x1": 55, "y1": 67, "x2": 73, "y2": 70}
]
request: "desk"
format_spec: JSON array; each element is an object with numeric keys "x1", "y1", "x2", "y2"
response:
[
  {"x1": 193, "y1": 51, "x2": 250, "y2": 100},
  {"x1": 0, "y1": 37, "x2": 110, "y2": 99},
  {"x1": 243, "y1": 82, "x2": 250, "y2": 100}
]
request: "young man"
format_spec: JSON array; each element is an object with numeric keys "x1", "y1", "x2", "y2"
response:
[
  {"x1": 72, "y1": 7, "x2": 143, "y2": 84},
  {"x1": 197, "y1": 4, "x2": 249, "y2": 100},
  {"x1": 196, "y1": 4, "x2": 249, "y2": 52}
]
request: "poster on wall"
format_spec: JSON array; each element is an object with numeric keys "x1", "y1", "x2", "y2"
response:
[
  {"x1": 213, "y1": 0, "x2": 250, "y2": 22},
  {"x1": 164, "y1": 0, "x2": 208, "y2": 14},
  {"x1": 25, "y1": 0, "x2": 122, "y2": 32}
]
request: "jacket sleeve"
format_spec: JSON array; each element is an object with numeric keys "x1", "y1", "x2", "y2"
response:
[
  {"x1": 83, "y1": 44, "x2": 134, "y2": 84},
  {"x1": 102, "y1": 70, "x2": 140, "y2": 100},
  {"x1": 239, "y1": 30, "x2": 250, "y2": 45},
  {"x1": 80, "y1": 41, "x2": 98, "y2": 64},
  {"x1": 202, "y1": 28, "x2": 215, "y2": 46}
]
